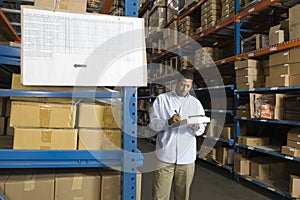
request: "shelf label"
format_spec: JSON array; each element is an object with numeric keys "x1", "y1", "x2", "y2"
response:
[
  {"x1": 267, "y1": 187, "x2": 275, "y2": 192},
  {"x1": 260, "y1": 119, "x2": 267, "y2": 122},
  {"x1": 270, "y1": 47, "x2": 277, "y2": 51},
  {"x1": 221, "y1": 59, "x2": 226, "y2": 64},
  {"x1": 248, "y1": 146, "x2": 254, "y2": 150},
  {"x1": 217, "y1": 163, "x2": 222, "y2": 167},
  {"x1": 248, "y1": 8, "x2": 255, "y2": 13},
  {"x1": 249, "y1": 88, "x2": 255, "y2": 92},
  {"x1": 246, "y1": 177, "x2": 252, "y2": 182},
  {"x1": 200, "y1": 33, "x2": 204, "y2": 37},
  {"x1": 285, "y1": 156, "x2": 294, "y2": 160},
  {"x1": 216, "y1": 25, "x2": 220, "y2": 29},
  {"x1": 203, "y1": 157, "x2": 207, "y2": 160},
  {"x1": 248, "y1": 52, "x2": 254, "y2": 57},
  {"x1": 218, "y1": 110, "x2": 223, "y2": 113},
  {"x1": 270, "y1": 87, "x2": 279, "y2": 90},
  {"x1": 214, "y1": 137, "x2": 219, "y2": 141},
  {"x1": 241, "y1": 117, "x2": 247, "y2": 120}
]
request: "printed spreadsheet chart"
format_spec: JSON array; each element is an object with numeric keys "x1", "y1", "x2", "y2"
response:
[{"x1": 21, "y1": 7, "x2": 146, "y2": 86}]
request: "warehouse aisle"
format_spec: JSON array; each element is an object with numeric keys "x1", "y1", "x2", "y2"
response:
[{"x1": 137, "y1": 139, "x2": 286, "y2": 200}]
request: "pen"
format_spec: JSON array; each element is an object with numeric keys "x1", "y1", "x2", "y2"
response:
[{"x1": 174, "y1": 110, "x2": 178, "y2": 114}]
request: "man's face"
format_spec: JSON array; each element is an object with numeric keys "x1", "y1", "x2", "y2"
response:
[{"x1": 175, "y1": 78, "x2": 193, "y2": 97}]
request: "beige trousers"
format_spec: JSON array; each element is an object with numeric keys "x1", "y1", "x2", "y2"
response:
[{"x1": 152, "y1": 160, "x2": 195, "y2": 200}]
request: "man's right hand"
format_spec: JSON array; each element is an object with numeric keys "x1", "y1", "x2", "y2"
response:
[{"x1": 168, "y1": 114, "x2": 182, "y2": 125}]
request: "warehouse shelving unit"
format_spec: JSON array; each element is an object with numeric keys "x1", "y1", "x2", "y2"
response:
[
  {"x1": 142, "y1": 0, "x2": 300, "y2": 199},
  {"x1": 0, "y1": 0, "x2": 143, "y2": 199}
]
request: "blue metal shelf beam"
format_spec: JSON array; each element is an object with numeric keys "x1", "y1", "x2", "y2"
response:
[
  {"x1": 0, "y1": 45, "x2": 20, "y2": 66},
  {"x1": 0, "y1": 89, "x2": 122, "y2": 98},
  {"x1": 238, "y1": 175, "x2": 294, "y2": 199},
  {"x1": 235, "y1": 143, "x2": 300, "y2": 162},
  {"x1": 196, "y1": 85, "x2": 235, "y2": 91},
  {"x1": 235, "y1": 86, "x2": 300, "y2": 94},
  {"x1": 235, "y1": 117, "x2": 300, "y2": 126}
]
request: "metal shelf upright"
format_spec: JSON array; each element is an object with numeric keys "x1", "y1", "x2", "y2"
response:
[{"x1": 0, "y1": 0, "x2": 143, "y2": 199}]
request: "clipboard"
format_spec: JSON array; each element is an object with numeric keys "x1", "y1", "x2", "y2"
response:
[{"x1": 170, "y1": 115, "x2": 210, "y2": 128}]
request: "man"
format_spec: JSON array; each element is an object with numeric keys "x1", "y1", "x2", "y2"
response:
[{"x1": 149, "y1": 69, "x2": 206, "y2": 200}]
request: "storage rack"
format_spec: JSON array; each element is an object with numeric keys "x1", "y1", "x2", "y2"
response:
[
  {"x1": 0, "y1": 0, "x2": 143, "y2": 199},
  {"x1": 140, "y1": 0, "x2": 300, "y2": 199}
]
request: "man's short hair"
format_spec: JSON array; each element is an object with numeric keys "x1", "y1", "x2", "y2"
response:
[{"x1": 178, "y1": 69, "x2": 194, "y2": 81}]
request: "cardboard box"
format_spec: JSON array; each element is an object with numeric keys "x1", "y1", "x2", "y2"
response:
[
  {"x1": 290, "y1": 28, "x2": 300, "y2": 41},
  {"x1": 290, "y1": 175, "x2": 300, "y2": 198},
  {"x1": 269, "y1": 24, "x2": 285, "y2": 46},
  {"x1": 234, "y1": 153, "x2": 250, "y2": 175},
  {"x1": 78, "y1": 129, "x2": 121, "y2": 150},
  {"x1": 55, "y1": 169, "x2": 101, "y2": 200},
  {"x1": 236, "y1": 67, "x2": 263, "y2": 77},
  {"x1": 11, "y1": 74, "x2": 74, "y2": 103},
  {"x1": 289, "y1": 4, "x2": 300, "y2": 30},
  {"x1": 5, "y1": 170, "x2": 55, "y2": 200},
  {"x1": 220, "y1": 125, "x2": 234, "y2": 140},
  {"x1": 78, "y1": 103, "x2": 121, "y2": 129},
  {"x1": 236, "y1": 82, "x2": 263, "y2": 89},
  {"x1": 290, "y1": 47, "x2": 300, "y2": 63},
  {"x1": 13, "y1": 128, "x2": 77, "y2": 150},
  {"x1": 238, "y1": 136, "x2": 269, "y2": 146},
  {"x1": 236, "y1": 76, "x2": 264, "y2": 83},
  {"x1": 250, "y1": 160, "x2": 271, "y2": 181},
  {"x1": 274, "y1": 106, "x2": 284, "y2": 120},
  {"x1": 6, "y1": 118, "x2": 14, "y2": 136},
  {"x1": 265, "y1": 75, "x2": 290, "y2": 87},
  {"x1": 217, "y1": 147, "x2": 234, "y2": 165},
  {"x1": 0, "y1": 117, "x2": 5, "y2": 135},
  {"x1": 281, "y1": 146, "x2": 300, "y2": 157},
  {"x1": 10, "y1": 101, "x2": 76, "y2": 128},
  {"x1": 0, "y1": 170, "x2": 11, "y2": 193},
  {"x1": 234, "y1": 59, "x2": 259, "y2": 69},
  {"x1": 34, "y1": 0, "x2": 87, "y2": 13},
  {"x1": 289, "y1": 63, "x2": 300, "y2": 76},
  {"x1": 290, "y1": 75, "x2": 300, "y2": 86},
  {"x1": 287, "y1": 140, "x2": 300, "y2": 149},
  {"x1": 99, "y1": 169, "x2": 142, "y2": 200},
  {"x1": 269, "y1": 51, "x2": 289, "y2": 67},
  {"x1": 5, "y1": 99, "x2": 10, "y2": 117},
  {"x1": 288, "y1": 128, "x2": 300, "y2": 141}
]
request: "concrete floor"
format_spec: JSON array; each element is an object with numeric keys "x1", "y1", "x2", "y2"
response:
[{"x1": 137, "y1": 139, "x2": 287, "y2": 200}]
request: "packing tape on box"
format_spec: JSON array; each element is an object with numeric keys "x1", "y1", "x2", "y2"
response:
[
  {"x1": 40, "y1": 130, "x2": 52, "y2": 150},
  {"x1": 24, "y1": 174, "x2": 35, "y2": 191},
  {"x1": 72, "y1": 175, "x2": 83, "y2": 190},
  {"x1": 40, "y1": 106, "x2": 51, "y2": 127}
]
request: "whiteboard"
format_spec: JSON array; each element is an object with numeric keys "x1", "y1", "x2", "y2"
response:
[{"x1": 21, "y1": 7, "x2": 147, "y2": 86}]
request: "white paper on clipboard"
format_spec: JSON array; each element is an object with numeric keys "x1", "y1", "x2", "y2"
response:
[{"x1": 170, "y1": 115, "x2": 211, "y2": 128}]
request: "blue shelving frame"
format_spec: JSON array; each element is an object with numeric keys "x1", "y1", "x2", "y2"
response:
[{"x1": 0, "y1": 0, "x2": 143, "y2": 199}]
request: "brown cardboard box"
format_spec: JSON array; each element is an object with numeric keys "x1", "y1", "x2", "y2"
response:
[
  {"x1": 250, "y1": 160, "x2": 271, "y2": 181},
  {"x1": 290, "y1": 28, "x2": 300, "y2": 41},
  {"x1": 78, "y1": 129, "x2": 121, "y2": 150},
  {"x1": 290, "y1": 47, "x2": 300, "y2": 63},
  {"x1": 217, "y1": 147, "x2": 234, "y2": 165},
  {"x1": 11, "y1": 74, "x2": 74, "y2": 103},
  {"x1": 13, "y1": 128, "x2": 77, "y2": 150},
  {"x1": 269, "y1": 51, "x2": 289, "y2": 67},
  {"x1": 5, "y1": 99, "x2": 10, "y2": 117},
  {"x1": 290, "y1": 175, "x2": 300, "y2": 198},
  {"x1": 0, "y1": 170, "x2": 11, "y2": 193},
  {"x1": 269, "y1": 64, "x2": 289, "y2": 76},
  {"x1": 236, "y1": 76, "x2": 264, "y2": 84},
  {"x1": 234, "y1": 59, "x2": 259, "y2": 69},
  {"x1": 10, "y1": 101, "x2": 76, "y2": 128},
  {"x1": 5, "y1": 170, "x2": 55, "y2": 200},
  {"x1": 6, "y1": 118, "x2": 14, "y2": 136},
  {"x1": 274, "y1": 106, "x2": 284, "y2": 120},
  {"x1": 78, "y1": 103, "x2": 121, "y2": 129},
  {"x1": 265, "y1": 75, "x2": 290, "y2": 87},
  {"x1": 0, "y1": 117, "x2": 5, "y2": 135},
  {"x1": 55, "y1": 169, "x2": 101, "y2": 200},
  {"x1": 99, "y1": 169, "x2": 142, "y2": 200},
  {"x1": 281, "y1": 146, "x2": 300, "y2": 157},
  {"x1": 289, "y1": 63, "x2": 300, "y2": 76},
  {"x1": 269, "y1": 25, "x2": 285, "y2": 46},
  {"x1": 289, "y1": 4, "x2": 300, "y2": 30},
  {"x1": 236, "y1": 67, "x2": 263, "y2": 77},
  {"x1": 220, "y1": 125, "x2": 234, "y2": 140},
  {"x1": 236, "y1": 81, "x2": 263, "y2": 89},
  {"x1": 288, "y1": 128, "x2": 300, "y2": 141},
  {"x1": 290, "y1": 75, "x2": 300, "y2": 86},
  {"x1": 287, "y1": 140, "x2": 300, "y2": 149},
  {"x1": 234, "y1": 153, "x2": 250, "y2": 175},
  {"x1": 238, "y1": 136, "x2": 269, "y2": 146},
  {"x1": 34, "y1": 0, "x2": 87, "y2": 13}
]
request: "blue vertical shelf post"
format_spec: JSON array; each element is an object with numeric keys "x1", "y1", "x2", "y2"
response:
[{"x1": 123, "y1": 0, "x2": 139, "y2": 199}]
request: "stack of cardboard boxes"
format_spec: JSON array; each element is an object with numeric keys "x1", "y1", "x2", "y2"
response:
[
  {"x1": 283, "y1": 95, "x2": 300, "y2": 121},
  {"x1": 148, "y1": 5, "x2": 167, "y2": 35},
  {"x1": 266, "y1": 48, "x2": 300, "y2": 87},
  {"x1": 241, "y1": 34, "x2": 269, "y2": 53},
  {"x1": 281, "y1": 128, "x2": 300, "y2": 158},
  {"x1": 194, "y1": 47, "x2": 222, "y2": 69},
  {"x1": 221, "y1": 0, "x2": 235, "y2": 21},
  {"x1": 201, "y1": 0, "x2": 221, "y2": 31},
  {"x1": 2, "y1": 168, "x2": 142, "y2": 200},
  {"x1": 289, "y1": 4, "x2": 300, "y2": 41},
  {"x1": 235, "y1": 59, "x2": 263, "y2": 90},
  {"x1": 178, "y1": 16, "x2": 196, "y2": 37},
  {"x1": 167, "y1": 0, "x2": 179, "y2": 24}
]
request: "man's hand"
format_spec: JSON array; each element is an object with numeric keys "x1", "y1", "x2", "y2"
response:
[
  {"x1": 168, "y1": 114, "x2": 182, "y2": 125},
  {"x1": 189, "y1": 124, "x2": 200, "y2": 131}
]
